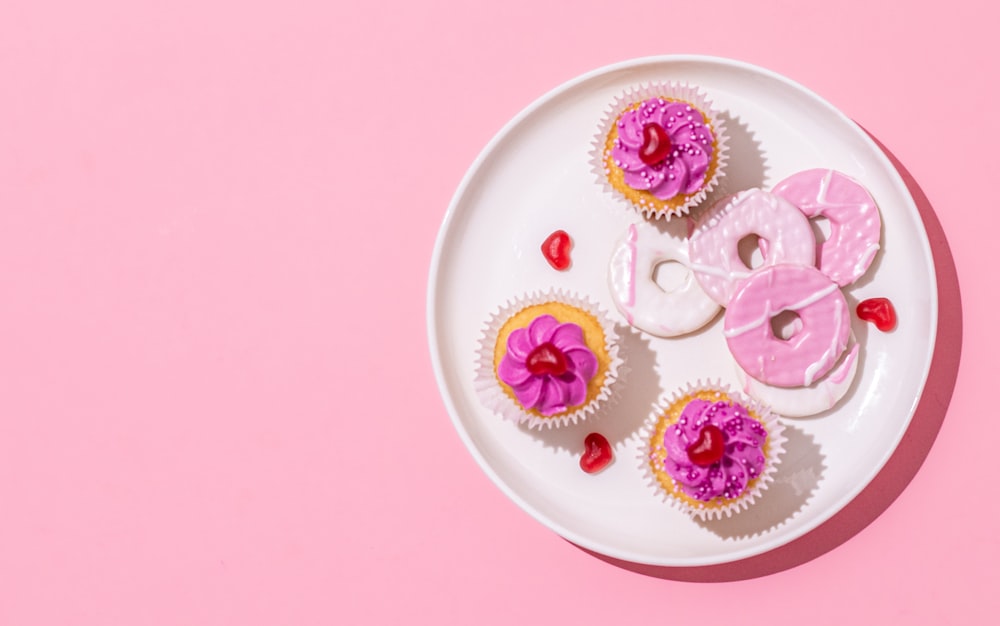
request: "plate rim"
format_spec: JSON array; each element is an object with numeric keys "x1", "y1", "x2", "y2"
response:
[{"x1": 426, "y1": 54, "x2": 939, "y2": 566}]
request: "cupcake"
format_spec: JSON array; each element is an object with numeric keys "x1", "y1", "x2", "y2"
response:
[
  {"x1": 475, "y1": 290, "x2": 621, "y2": 429},
  {"x1": 592, "y1": 82, "x2": 729, "y2": 220},
  {"x1": 642, "y1": 382, "x2": 785, "y2": 519}
]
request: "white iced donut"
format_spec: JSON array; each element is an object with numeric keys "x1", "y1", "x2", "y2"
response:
[
  {"x1": 735, "y1": 334, "x2": 859, "y2": 418},
  {"x1": 607, "y1": 222, "x2": 720, "y2": 337},
  {"x1": 688, "y1": 189, "x2": 816, "y2": 306}
]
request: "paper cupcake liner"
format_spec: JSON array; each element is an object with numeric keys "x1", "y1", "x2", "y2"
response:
[
  {"x1": 590, "y1": 82, "x2": 730, "y2": 221},
  {"x1": 637, "y1": 380, "x2": 786, "y2": 520},
  {"x1": 475, "y1": 289, "x2": 622, "y2": 430}
]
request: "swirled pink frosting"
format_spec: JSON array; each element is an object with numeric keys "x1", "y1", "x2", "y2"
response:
[
  {"x1": 497, "y1": 314, "x2": 598, "y2": 416},
  {"x1": 611, "y1": 98, "x2": 715, "y2": 199},
  {"x1": 662, "y1": 399, "x2": 768, "y2": 501}
]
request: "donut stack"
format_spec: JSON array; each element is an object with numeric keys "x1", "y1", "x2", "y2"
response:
[{"x1": 608, "y1": 168, "x2": 882, "y2": 417}]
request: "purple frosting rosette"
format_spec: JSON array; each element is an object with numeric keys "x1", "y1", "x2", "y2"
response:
[
  {"x1": 496, "y1": 314, "x2": 598, "y2": 417},
  {"x1": 591, "y1": 82, "x2": 730, "y2": 220},
  {"x1": 640, "y1": 382, "x2": 787, "y2": 521},
  {"x1": 474, "y1": 289, "x2": 622, "y2": 430}
]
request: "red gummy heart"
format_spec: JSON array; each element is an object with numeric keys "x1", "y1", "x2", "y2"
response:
[
  {"x1": 857, "y1": 297, "x2": 897, "y2": 332},
  {"x1": 639, "y1": 122, "x2": 672, "y2": 165},
  {"x1": 686, "y1": 425, "x2": 726, "y2": 467},
  {"x1": 525, "y1": 342, "x2": 568, "y2": 376},
  {"x1": 541, "y1": 230, "x2": 572, "y2": 271},
  {"x1": 580, "y1": 433, "x2": 613, "y2": 474}
]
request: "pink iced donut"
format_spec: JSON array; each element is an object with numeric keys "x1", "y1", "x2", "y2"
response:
[
  {"x1": 689, "y1": 189, "x2": 816, "y2": 306},
  {"x1": 771, "y1": 169, "x2": 881, "y2": 286},
  {"x1": 724, "y1": 264, "x2": 850, "y2": 388}
]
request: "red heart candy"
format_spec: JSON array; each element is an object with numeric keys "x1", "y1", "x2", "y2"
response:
[
  {"x1": 525, "y1": 342, "x2": 568, "y2": 376},
  {"x1": 857, "y1": 297, "x2": 897, "y2": 332},
  {"x1": 686, "y1": 424, "x2": 726, "y2": 467},
  {"x1": 541, "y1": 230, "x2": 572, "y2": 271},
  {"x1": 580, "y1": 432, "x2": 613, "y2": 474},
  {"x1": 639, "y1": 122, "x2": 672, "y2": 165}
]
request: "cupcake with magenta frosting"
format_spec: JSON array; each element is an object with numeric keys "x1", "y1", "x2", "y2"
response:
[
  {"x1": 476, "y1": 289, "x2": 621, "y2": 429},
  {"x1": 592, "y1": 82, "x2": 729, "y2": 220},
  {"x1": 642, "y1": 382, "x2": 785, "y2": 519}
]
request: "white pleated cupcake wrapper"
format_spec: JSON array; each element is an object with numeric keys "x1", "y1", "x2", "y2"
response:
[
  {"x1": 637, "y1": 380, "x2": 787, "y2": 520},
  {"x1": 474, "y1": 289, "x2": 622, "y2": 430},
  {"x1": 590, "y1": 82, "x2": 730, "y2": 221}
]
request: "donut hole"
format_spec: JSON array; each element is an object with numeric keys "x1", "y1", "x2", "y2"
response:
[
  {"x1": 652, "y1": 260, "x2": 690, "y2": 294},
  {"x1": 737, "y1": 234, "x2": 766, "y2": 269},
  {"x1": 770, "y1": 310, "x2": 803, "y2": 341},
  {"x1": 809, "y1": 215, "x2": 832, "y2": 244}
]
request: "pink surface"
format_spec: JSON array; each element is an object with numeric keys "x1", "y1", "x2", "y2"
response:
[{"x1": 0, "y1": 1, "x2": 991, "y2": 623}]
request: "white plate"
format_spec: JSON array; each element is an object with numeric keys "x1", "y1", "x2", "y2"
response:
[{"x1": 426, "y1": 56, "x2": 937, "y2": 566}]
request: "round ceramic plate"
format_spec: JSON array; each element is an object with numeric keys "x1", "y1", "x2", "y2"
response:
[{"x1": 426, "y1": 56, "x2": 937, "y2": 566}]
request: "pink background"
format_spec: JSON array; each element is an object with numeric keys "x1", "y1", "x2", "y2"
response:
[{"x1": 0, "y1": 0, "x2": 992, "y2": 623}]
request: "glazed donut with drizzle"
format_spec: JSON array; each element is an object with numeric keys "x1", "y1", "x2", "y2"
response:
[
  {"x1": 723, "y1": 264, "x2": 850, "y2": 388},
  {"x1": 688, "y1": 189, "x2": 816, "y2": 306},
  {"x1": 607, "y1": 222, "x2": 720, "y2": 337},
  {"x1": 771, "y1": 169, "x2": 882, "y2": 286}
]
